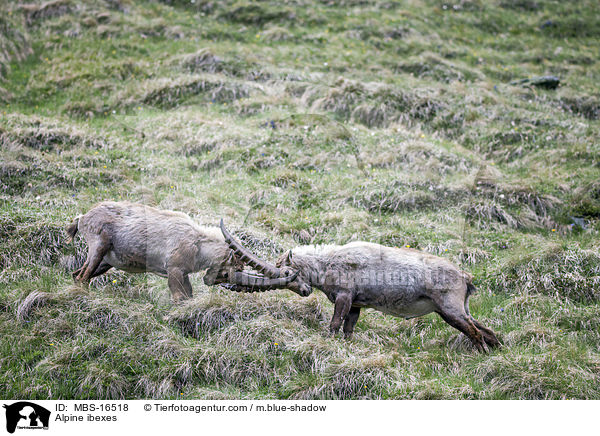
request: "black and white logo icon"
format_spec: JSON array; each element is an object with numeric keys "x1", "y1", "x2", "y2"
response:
[{"x1": 3, "y1": 402, "x2": 50, "y2": 434}]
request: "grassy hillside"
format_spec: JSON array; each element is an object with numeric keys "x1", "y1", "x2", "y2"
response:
[{"x1": 1, "y1": 0, "x2": 599, "y2": 399}]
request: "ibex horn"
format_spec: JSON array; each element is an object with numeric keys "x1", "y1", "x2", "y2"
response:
[
  {"x1": 220, "y1": 219, "x2": 285, "y2": 278},
  {"x1": 225, "y1": 270, "x2": 299, "y2": 292}
]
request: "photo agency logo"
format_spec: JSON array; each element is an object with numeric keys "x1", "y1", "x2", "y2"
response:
[{"x1": 3, "y1": 402, "x2": 50, "y2": 434}]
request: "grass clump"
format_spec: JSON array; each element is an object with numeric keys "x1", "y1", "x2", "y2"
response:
[
  {"x1": 19, "y1": 0, "x2": 73, "y2": 26},
  {"x1": 571, "y1": 181, "x2": 600, "y2": 218},
  {"x1": 559, "y1": 95, "x2": 600, "y2": 120},
  {"x1": 0, "y1": 4, "x2": 31, "y2": 99},
  {"x1": 123, "y1": 76, "x2": 253, "y2": 109},
  {"x1": 217, "y1": 2, "x2": 299, "y2": 26},
  {"x1": 489, "y1": 244, "x2": 600, "y2": 304},
  {"x1": 307, "y1": 79, "x2": 443, "y2": 128}
]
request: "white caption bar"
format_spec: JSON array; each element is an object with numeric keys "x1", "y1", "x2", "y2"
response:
[{"x1": 0, "y1": 400, "x2": 596, "y2": 436}]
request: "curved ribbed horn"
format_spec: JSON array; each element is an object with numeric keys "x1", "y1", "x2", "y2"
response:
[
  {"x1": 220, "y1": 219, "x2": 283, "y2": 278},
  {"x1": 224, "y1": 270, "x2": 299, "y2": 292}
]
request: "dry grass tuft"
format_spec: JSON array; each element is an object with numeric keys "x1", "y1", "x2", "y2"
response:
[
  {"x1": 490, "y1": 245, "x2": 600, "y2": 303},
  {"x1": 0, "y1": 124, "x2": 108, "y2": 152},
  {"x1": 16, "y1": 291, "x2": 50, "y2": 322},
  {"x1": 472, "y1": 351, "x2": 600, "y2": 399},
  {"x1": 169, "y1": 292, "x2": 330, "y2": 340},
  {"x1": 261, "y1": 25, "x2": 294, "y2": 42},
  {"x1": 0, "y1": 6, "x2": 32, "y2": 98},
  {"x1": 465, "y1": 201, "x2": 520, "y2": 229},
  {"x1": 466, "y1": 167, "x2": 562, "y2": 229},
  {"x1": 0, "y1": 153, "x2": 124, "y2": 196},
  {"x1": 458, "y1": 247, "x2": 492, "y2": 265},
  {"x1": 319, "y1": 354, "x2": 398, "y2": 399},
  {"x1": 305, "y1": 79, "x2": 443, "y2": 128},
  {"x1": 363, "y1": 140, "x2": 472, "y2": 174},
  {"x1": 128, "y1": 76, "x2": 253, "y2": 109},
  {"x1": 353, "y1": 188, "x2": 436, "y2": 214},
  {"x1": 393, "y1": 53, "x2": 480, "y2": 83},
  {"x1": 571, "y1": 181, "x2": 600, "y2": 218},
  {"x1": 217, "y1": 2, "x2": 297, "y2": 26},
  {"x1": 559, "y1": 95, "x2": 600, "y2": 120},
  {"x1": 0, "y1": 215, "x2": 83, "y2": 269},
  {"x1": 177, "y1": 49, "x2": 271, "y2": 82},
  {"x1": 179, "y1": 48, "x2": 228, "y2": 74},
  {"x1": 19, "y1": 0, "x2": 73, "y2": 26},
  {"x1": 351, "y1": 180, "x2": 467, "y2": 215},
  {"x1": 231, "y1": 227, "x2": 286, "y2": 258}
]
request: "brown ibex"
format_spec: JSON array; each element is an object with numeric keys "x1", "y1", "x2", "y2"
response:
[
  {"x1": 65, "y1": 202, "x2": 296, "y2": 301},
  {"x1": 221, "y1": 222, "x2": 500, "y2": 351}
]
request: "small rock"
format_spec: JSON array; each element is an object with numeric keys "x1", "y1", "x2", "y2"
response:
[
  {"x1": 570, "y1": 216, "x2": 587, "y2": 230},
  {"x1": 511, "y1": 76, "x2": 560, "y2": 90}
]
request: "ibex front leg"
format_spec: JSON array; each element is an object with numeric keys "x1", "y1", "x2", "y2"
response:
[
  {"x1": 168, "y1": 267, "x2": 193, "y2": 302},
  {"x1": 330, "y1": 293, "x2": 352, "y2": 336},
  {"x1": 343, "y1": 306, "x2": 361, "y2": 339}
]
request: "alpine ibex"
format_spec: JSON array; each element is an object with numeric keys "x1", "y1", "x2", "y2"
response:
[
  {"x1": 221, "y1": 222, "x2": 500, "y2": 351},
  {"x1": 65, "y1": 202, "x2": 296, "y2": 301}
]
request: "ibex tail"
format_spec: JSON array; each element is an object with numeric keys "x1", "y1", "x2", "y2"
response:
[
  {"x1": 466, "y1": 281, "x2": 477, "y2": 297},
  {"x1": 65, "y1": 215, "x2": 81, "y2": 244},
  {"x1": 464, "y1": 280, "x2": 477, "y2": 318}
]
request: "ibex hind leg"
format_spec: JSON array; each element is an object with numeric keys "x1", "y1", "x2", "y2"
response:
[
  {"x1": 76, "y1": 232, "x2": 111, "y2": 284},
  {"x1": 464, "y1": 294, "x2": 500, "y2": 348},
  {"x1": 470, "y1": 318, "x2": 500, "y2": 348},
  {"x1": 72, "y1": 265, "x2": 84, "y2": 281},
  {"x1": 73, "y1": 263, "x2": 111, "y2": 281},
  {"x1": 75, "y1": 259, "x2": 91, "y2": 283},
  {"x1": 436, "y1": 310, "x2": 487, "y2": 352},
  {"x1": 74, "y1": 257, "x2": 90, "y2": 282},
  {"x1": 433, "y1": 295, "x2": 487, "y2": 352},
  {"x1": 90, "y1": 262, "x2": 112, "y2": 279}
]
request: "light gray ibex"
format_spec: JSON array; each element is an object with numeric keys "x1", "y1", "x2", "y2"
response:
[
  {"x1": 65, "y1": 201, "x2": 296, "y2": 301},
  {"x1": 220, "y1": 222, "x2": 500, "y2": 351}
]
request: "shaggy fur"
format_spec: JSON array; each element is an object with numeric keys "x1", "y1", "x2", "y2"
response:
[
  {"x1": 276, "y1": 242, "x2": 500, "y2": 351},
  {"x1": 67, "y1": 202, "x2": 293, "y2": 301}
]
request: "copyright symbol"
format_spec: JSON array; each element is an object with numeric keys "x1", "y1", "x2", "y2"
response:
[{"x1": 144, "y1": 404, "x2": 152, "y2": 411}]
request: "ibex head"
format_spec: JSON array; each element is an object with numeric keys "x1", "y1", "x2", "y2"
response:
[
  {"x1": 275, "y1": 250, "x2": 313, "y2": 297},
  {"x1": 219, "y1": 220, "x2": 312, "y2": 297}
]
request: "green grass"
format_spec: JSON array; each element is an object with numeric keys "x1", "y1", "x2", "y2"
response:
[{"x1": 0, "y1": 0, "x2": 599, "y2": 399}]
